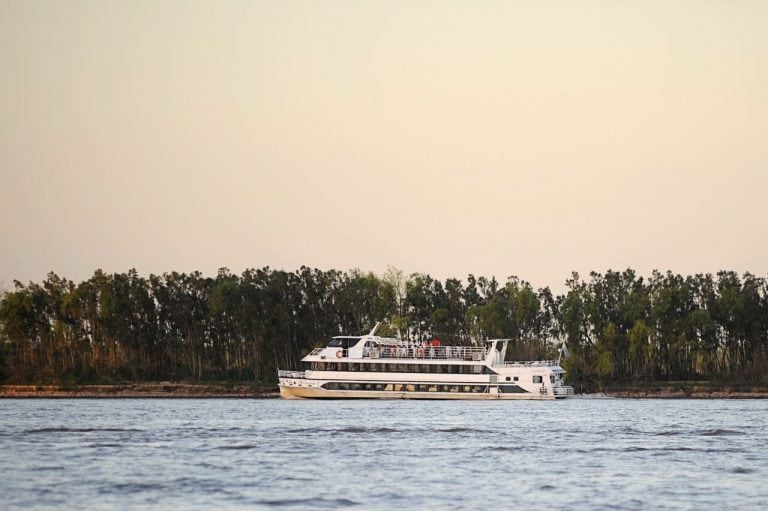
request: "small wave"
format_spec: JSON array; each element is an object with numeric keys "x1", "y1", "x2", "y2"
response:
[
  {"x1": 573, "y1": 446, "x2": 654, "y2": 453},
  {"x1": 257, "y1": 497, "x2": 359, "y2": 508},
  {"x1": 30, "y1": 466, "x2": 64, "y2": 472},
  {"x1": 572, "y1": 445, "x2": 742, "y2": 455},
  {"x1": 284, "y1": 428, "x2": 315, "y2": 434},
  {"x1": 87, "y1": 443, "x2": 122, "y2": 448},
  {"x1": 654, "y1": 430, "x2": 683, "y2": 436},
  {"x1": 539, "y1": 484, "x2": 556, "y2": 490},
  {"x1": 493, "y1": 446, "x2": 524, "y2": 452},
  {"x1": 337, "y1": 426, "x2": 396, "y2": 433},
  {"x1": 281, "y1": 475, "x2": 319, "y2": 482},
  {"x1": 24, "y1": 427, "x2": 141, "y2": 434},
  {"x1": 731, "y1": 467, "x2": 755, "y2": 474},
  {"x1": 285, "y1": 426, "x2": 397, "y2": 434},
  {"x1": 102, "y1": 482, "x2": 166, "y2": 494},
  {"x1": 700, "y1": 429, "x2": 744, "y2": 436},
  {"x1": 663, "y1": 447, "x2": 741, "y2": 453},
  {"x1": 195, "y1": 462, "x2": 230, "y2": 470},
  {"x1": 437, "y1": 427, "x2": 485, "y2": 433},
  {"x1": 219, "y1": 444, "x2": 259, "y2": 450},
  {"x1": 649, "y1": 447, "x2": 697, "y2": 455},
  {"x1": 650, "y1": 447, "x2": 745, "y2": 457}
]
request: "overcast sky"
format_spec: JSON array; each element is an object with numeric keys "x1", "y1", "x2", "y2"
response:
[{"x1": 2, "y1": 0, "x2": 767, "y2": 293}]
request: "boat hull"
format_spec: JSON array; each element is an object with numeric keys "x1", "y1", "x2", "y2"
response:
[{"x1": 279, "y1": 383, "x2": 560, "y2": 400}]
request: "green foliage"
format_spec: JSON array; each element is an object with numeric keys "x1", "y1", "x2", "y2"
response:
[{"x1": 0, "y1": 267, "x2": 766, "y2": 389}]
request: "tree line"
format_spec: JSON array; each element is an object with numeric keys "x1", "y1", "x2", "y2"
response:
[{"x1": 0, "y1": 267, "x2": 766, "y2": 390}]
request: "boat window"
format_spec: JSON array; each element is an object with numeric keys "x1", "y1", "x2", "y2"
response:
[
  {"x1": 533, "y1": 375, "x2": 543, "y2": 384},
  {"x1": 505, "y1": 377, "x2": 511, "y2": 381},
  {"x1": 328, "y1": 337, "x2": 361, "y2": 348},
  {"x1": 499, "y1": 385, "x2": 527, "y2": 394},
  {"x1": 550, "y1": 375, "x2": 555, "y2": 383},
  {"x1": 513, "y1": 376, "x2": 519, "y2": 382}
]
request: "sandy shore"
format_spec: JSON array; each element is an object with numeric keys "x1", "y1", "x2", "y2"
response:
[{"x1": 0, "y1": 383, "x2": 280, "y2": 398}]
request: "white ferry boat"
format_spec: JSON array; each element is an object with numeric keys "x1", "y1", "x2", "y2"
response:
[{"x1": 278, "y1": 324, "x2": 574, "y2": 400}]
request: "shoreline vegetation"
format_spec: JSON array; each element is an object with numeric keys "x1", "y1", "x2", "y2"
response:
[
  {"x1": 1, "y1": 267, "x2": 766, "y2": 392},
  {"x1": 2, "y1": 382, "x2": 768, "y2": 399},
  {"x1": 0, "y1": 383, "x2": 279, "y2": 398}
]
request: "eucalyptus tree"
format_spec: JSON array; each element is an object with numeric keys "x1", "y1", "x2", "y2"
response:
[
  {"x1": 1, "y1": 266, "x2": 766, "y2": 387},
  {"x1": 333, "y1": 270, "x2": 396, "y2": 337}
]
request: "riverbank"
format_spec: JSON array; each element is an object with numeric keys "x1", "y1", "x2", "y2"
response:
[
  {"x1": 3, "y1": 383, "x2": 767, "y2": 399},
  {"x1": 599, "y1": 384, "x2": 768, "y2": 399},
  {"x1": 0, "y1": 383, "x2": 280, "y2": 398}
]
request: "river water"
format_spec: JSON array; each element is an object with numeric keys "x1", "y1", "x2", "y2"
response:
[{"x1": 1, "y1": 398, "x2": 766, "y2": 510}]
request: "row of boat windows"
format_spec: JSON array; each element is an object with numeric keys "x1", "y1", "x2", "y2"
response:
[
  {"x1": 322, "y1": 382, "x2": 489, "y2": 393},
  {"x1": 308, "y1": 362, "x2": 490, "y2": 374},
  {"x1": 320, "y1": 382, "x2": 530, "y2": 394}
]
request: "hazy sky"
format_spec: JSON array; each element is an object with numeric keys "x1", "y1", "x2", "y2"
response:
[{"x1": 2, "y1": 0, "x2": 767, "y2": 292}]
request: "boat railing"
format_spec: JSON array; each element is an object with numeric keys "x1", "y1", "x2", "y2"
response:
[
  {"x1": 553, "y1": 385, "x2": 574, "y2": 397},
  {"x1": 278, "y1": 370, "x2": 306, "y2": 379},
  {"x1": 503, "y1": 360, "x2": 559, "y2": 368},
  {"x1": 364, "y1": 346, "x2": 488, "y2": 361},
  {"x1": 309, "y1": 348, "x2": 324, "y2": 356}
]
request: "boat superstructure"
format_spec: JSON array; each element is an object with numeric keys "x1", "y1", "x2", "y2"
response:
[{"x1": 278, "y1": 325, "x2": 574, "y2": 400}]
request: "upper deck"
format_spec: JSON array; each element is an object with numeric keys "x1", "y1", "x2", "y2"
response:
[
  {"x1": 304, "y1": 333, "x2": 562, "y2": 371},
  {"x1": 308, "y1": 344, "x2": 489, "y2": 361}
]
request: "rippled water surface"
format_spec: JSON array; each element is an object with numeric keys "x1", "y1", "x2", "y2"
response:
[{"x1": 1, "y1": 398, "x2": 767, "y2": 510}]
